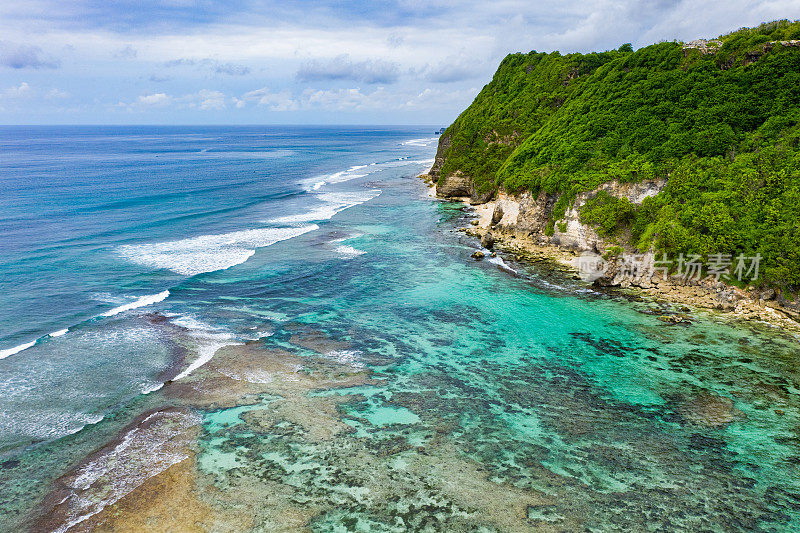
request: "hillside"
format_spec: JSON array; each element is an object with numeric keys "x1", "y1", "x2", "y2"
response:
[{"x1": 431, "y1": 20, "x2": 800, "y2": 292}]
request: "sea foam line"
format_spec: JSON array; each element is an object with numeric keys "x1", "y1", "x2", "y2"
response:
[
  {"x1": 0, "y1": 340, "x2": 36, "y2": 360},
  {"x1": 0, "y1": 291, "x2": 171, "y2": 361},
  {"x1": 170, "y1": 318, "x2": 242, "y2": 381},
  {"x1": 101, "y1": 290, "x2": 170, "y2": 317},
  {"x1": 117, "y1": 225, "x2": 318, "y2": 276},
  {"x1": 401, "y1": 137, "x2": 438, "y2": 147},
  {"x1": 269, "y1": 190, "x2": 381, "y2": 224}
]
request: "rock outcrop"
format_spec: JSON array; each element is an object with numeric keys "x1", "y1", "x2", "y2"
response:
[
  {"x1": 486, "y1": 178, "x2": 666, "y2": 253},
  {"x1": 430, "y1": 133, "x2": 495, "y2": 204}
]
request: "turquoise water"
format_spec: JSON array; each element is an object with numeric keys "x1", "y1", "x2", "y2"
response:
[{"x1": 1, "y1": 127, "x2": 800, "y2": 531}]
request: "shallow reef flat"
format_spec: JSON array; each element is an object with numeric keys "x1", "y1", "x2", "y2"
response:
[{"x1": 33, "y1": 303, "x2": 800, "y2": 532}]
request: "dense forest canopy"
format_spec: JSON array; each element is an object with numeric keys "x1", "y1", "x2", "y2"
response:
[{"x1": 436, "y1": 20, "x2": 800, "y2": 291}]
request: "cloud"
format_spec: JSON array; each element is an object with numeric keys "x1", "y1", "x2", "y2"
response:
[
  {"x1": 2, "y1": 82, "x2": 70, "y2": 100},
  {"x1": 137, "y1": 92, "x2": 171, "y2": 107},
  {"x1": 405, "y1": 87, "x2": 479, "y2": 109},
  {"x1": 3, "y1": 0, "x2": 800, "y2": 122},
  {"x1": 238, "y1": 85, "x2": 481, "y2": 113},
  {"x1": 114, "y1": 45, "x2": 137, "y2": 59},
  {"x1": 164, "y1": 57, "x2": 251, "y2": 76},
  {"x1": 46, "y1": 88, "x2": 70, "y2": 99},
  {"x1": 213, "y1": 62, "x2": 250, "y2": 76},
  {"x1": 121, "y1": 90, "x2": 228, "y2": 110},
  {"x1": 0, "y1": 82, "x2": 72, "y2": 113},
  {"x1": 193, "y1": 89, "x2": 226, "y2": 110},
  {"x1": 2, "y1": 82, "x2": 31, "y2": 98},
  {"x1": 164, "y1": 58, "x2": 196, "y2": 67},
  {"x1": 296, "y1": 54, "x2": 400, "y2": 84},
  {"x1": 240, "y1": 86, "x2": 377, "y2": 111},
  {"x1": 0, "y1": 41, "x2": 59, "y2": 69},
  {"x1": 424, "y1": 53, "x2": 485, "y2": 83},
  {"x1": 240, "y1": 88, "x2": 298, "y2": 111},
  {"x1": 302, "y1": 87, "x2": 374, "y2": 109},
  {"x1": 386, "y1": 33, "x2": 404, "y2": 48}
]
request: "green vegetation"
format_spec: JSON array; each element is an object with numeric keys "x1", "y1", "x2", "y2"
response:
[{"x1": 437, "y1": 20, "x2": 800, "y2": 290}]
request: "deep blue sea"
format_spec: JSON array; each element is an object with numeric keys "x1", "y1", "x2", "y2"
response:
[
  {"x1": 2, "y1": 126, "x2": 800, "y2": 532},
  {"x1": 0, "y1": 126, "x2": 436, "y2": 447}
]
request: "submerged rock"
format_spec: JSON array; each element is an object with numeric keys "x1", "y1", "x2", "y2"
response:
[
  {"x1": 677, "y1": 392, "x2": 744, "y2": 427},
  {"x1": 657, "y1": 314, "x2": 691, "y2": 325}
]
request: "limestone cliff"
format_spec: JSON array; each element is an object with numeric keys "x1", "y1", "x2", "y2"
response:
[{"x1": 487, "y1": 178, "x2": 666, "y2": 253}]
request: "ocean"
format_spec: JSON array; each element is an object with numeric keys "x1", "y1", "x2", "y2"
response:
[{"x1": 1, "y1": 126, "x2": 800, "y2": 531}]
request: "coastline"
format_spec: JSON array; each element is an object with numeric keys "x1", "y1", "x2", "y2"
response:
[
  {"x1": 419, "y1": 173, "x2": 800, "y2": 333},
  {"x1": 18, "y1": 152, "x2": 800, "y2": 532}
]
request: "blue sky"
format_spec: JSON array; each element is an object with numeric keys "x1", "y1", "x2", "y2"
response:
[{"x1": 0, "y1": 0, "x2": 798, "y2": 124}]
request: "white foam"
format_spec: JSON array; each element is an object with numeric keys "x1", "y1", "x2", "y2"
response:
[
  {"x1": 488, "y1": 255, "x2": 517, "y2": 274},
  {"x1": 101, "y1": 290, "x2": 170, "y2": 317},
  {"x1": 172, "y1": 339, "x2": 240, "y2": 381},
  {"x1": 51, "y1": 409, "x2": 201, "y2": 533},
  {"x1": 169, "y1": 315, "x2": 241, "y2": 381},
  {"x1": 317, "y1": 190, "x2": 380, "y2": 205},
  {"x1": 140, "y1": 382, "x2": 165, "y2": 394},
  {"x1": 50, "y1": 328, "x2": 69, "y2": 337},
  {"x1": 301, "y1": 163, "x2": 375, "y2": 191},
  {"x1": 269, "y1": 190, "x2": 380, "y2": 224},
  {"x1": 324, "y1": 349, "x2": 365, "y2": 368},
  {"x1": 0, "y1": 409, "x2": 104, "y2": 441},
  {"x1": 327, "y1": 172, "x2": 367, "y2": 184},
  {"x1": 335, "y1": 245, "x2": 366, "y2": 259},
  {"x1": 401, "y1": 137, "x2": 438, "y2": 146},
  {"x1": 270, "y1": 204, "x2": 343, "y2": 224},
  {"x1": 117, "y1": 225, "x2": 318, "y2": 276},
  {"x1": 170, "y1": 314, "x2": 222, "y2": 332},
  {"x1": 0, "y1": 340, "x2": 36, "y2": 360}
]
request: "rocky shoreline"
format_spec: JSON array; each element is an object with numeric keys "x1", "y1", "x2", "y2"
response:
[{"x1": 419, "y1": 173, "x2": 800, "y2": 332}]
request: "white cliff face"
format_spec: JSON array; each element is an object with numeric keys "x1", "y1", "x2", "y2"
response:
[
  {"x1": 555, "y1": 178, "x2": 667, "y2": 252},
  {"x1": 486, "y1": 178, "x2": 667, "y2": 253}
]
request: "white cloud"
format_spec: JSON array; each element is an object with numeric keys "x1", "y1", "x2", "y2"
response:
[
  {"x1": 163, "y1": 57, "x2": 251, "y2": 76},
  {"x1": 194, "y1": 89, "x2": 226, "y2": 110},
  {"x1": 137, "y1": 92, "x2": 171, "y2": 106},
  {"x1": 46, "y1": 87, "x2": 69, "y2": 99},
  {"x1": 423, "y1": 52, "x2": 486, "y2": 83},
  {"x1": 1, "y1": 82, "x2": 71, "y2": 100},
  {"x1": 237, "y1": 85, "x2": 480, "y2": 113},
  {"x1": 121, "y1": 89, "x2": 228, "y2": 111},
  {"x1": 2, "y1": 0, "x2": 800, "y2": 122},
  {"x1": 4, "y1": 82, "x2": 31, "y2": 98},
  {"x1": 297, "y1": 54, "x2": 400, "y2": 84},
  {"x1": 240, "y1": 88, "x2": 298, "y2": 111}
]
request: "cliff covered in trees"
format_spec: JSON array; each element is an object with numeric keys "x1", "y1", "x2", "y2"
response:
[{"x1": 431, "y1": 20, "x2": 800, "y2": 293}]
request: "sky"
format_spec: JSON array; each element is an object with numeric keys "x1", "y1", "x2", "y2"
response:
[{"x1": 0, "y1": 0, "x2": 798, "y2": 125}]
